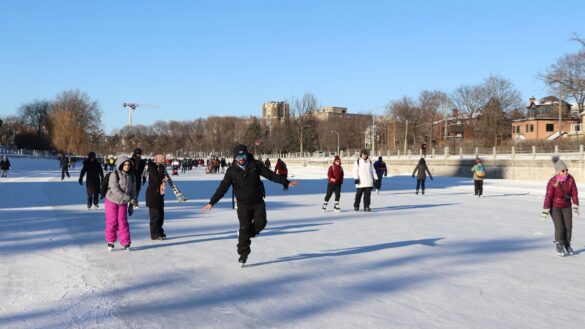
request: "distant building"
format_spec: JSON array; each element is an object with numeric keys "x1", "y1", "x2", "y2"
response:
[
  {"x1": 262, "y1": 101, "x2": 289, "y2": 128},
  {"x1": 312, "y1": 106, "x2": 369, "y2": 120},
  {"x1": 512, "y1": 96, "x2": 579, "y2": 141}
]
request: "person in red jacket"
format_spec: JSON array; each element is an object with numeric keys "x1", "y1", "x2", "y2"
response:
[
  {"x1": 322, "y1": 155, "x2": 344, "y2": 212},
  {"x1": 541, "y1": 157, "x2": 579, "y2": 256},
  {"x1": 274, "y1": 158, "x2": 289, "y2": 190}
]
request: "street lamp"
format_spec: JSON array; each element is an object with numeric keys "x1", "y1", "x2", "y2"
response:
[
  {"x1": 404, "y1": 119, "x2": 409, "y2": 154},
  {"x1": 331, "y1": 130, "x2": 340, "y2": 155}
]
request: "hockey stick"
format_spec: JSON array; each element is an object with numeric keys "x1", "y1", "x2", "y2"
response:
[{"x1": 164, "y1": 170, "x2": 188, "y2": 202}]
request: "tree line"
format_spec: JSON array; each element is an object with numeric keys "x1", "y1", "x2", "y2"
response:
[{"x1": 1, "y1": 35, "x2": 584, "y2": 156}]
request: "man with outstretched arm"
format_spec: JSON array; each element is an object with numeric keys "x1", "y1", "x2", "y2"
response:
[{"x1": 201, "y1": 144, "x2": 299, "y2": 267}]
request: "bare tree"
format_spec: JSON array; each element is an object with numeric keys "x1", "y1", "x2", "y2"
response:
[
  {"x1": 18, "y1": 100, "x2": 52, "y2": 137},
  {"x1": 541, "y1": 48, "x2": 585, "y2": 112},
  {"x1": 51, "y1": 89, "x2": 103, "y2": 154},
  {"x1": 290, "y1": 93, "x2": 319, "y2": 156}
]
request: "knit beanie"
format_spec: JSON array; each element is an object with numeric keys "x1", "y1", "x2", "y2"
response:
[
  {"x1": 234, "y1": 144, "x2": 248, "y2": 158},
  {"x1": 333, "y1": 155, "x2": 341, "y2": 163},
  {"x1": 552, "y1": 156, "x2": 568, "y2": 172}
]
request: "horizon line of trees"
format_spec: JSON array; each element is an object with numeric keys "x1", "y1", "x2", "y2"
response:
[{"x1": 2, "y1": 35, "x2": 584, "y2": 156}]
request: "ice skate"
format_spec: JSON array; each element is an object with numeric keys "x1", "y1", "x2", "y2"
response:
[
  {"x1": 107, "y1": 243, "x2": 114, "y2": 252},
  {"x1": 322, "y1": 202, "x2": 328, "y2": 211},
  {"x1": 334, "y1": 202, "x2": 340, "y2": 212}
]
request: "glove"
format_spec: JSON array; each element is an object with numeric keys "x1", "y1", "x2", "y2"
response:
[
  {"x1": 573, "y1": 206, "x2": 579, "y2": 217},
  {"x1": 541, "y1": 209, "x2": 549, "y2": 221},
  {"x1": 142, "y1": 177, "x2": 147, "y2": 185},
  {"x1": 430, "y1": 177, "x2": 434, "y2": 181},
  {"x1": 412, "y1": 175, "x2": 415, "y2": 178},
  {"x1": 78, "y1": 179, "x2": 83, "y2": 185},
  {"x1": 128, "y1": 203, "x2": 134, "y2": 216}
]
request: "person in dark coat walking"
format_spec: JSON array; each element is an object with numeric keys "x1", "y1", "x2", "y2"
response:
[
  {"x1": 542, "y1": 157, "x2": 579, "y2": 256},
  {"x1": 146, "y1": 154, "x2": 168, "y2": 240},
  {"x1": 412, "y1": 157, "x2": 433, "y2": 195},
  {"x1": 0, "y1": 155, "x2": 10, "y2": 178},
  {"x1": 201, "y1": 144, "x2": 299, "y2": 267},
  {"x1": 131, "y1": 148, "x2": 147, "y2": 206},
  {"x1": 322, "y1": 155, "x2": 344, "y2": 212},
  {"x1": 61, "y1": 155, "x2": 71, "y2": 180},
  {"x1": 264, "y1": 158, "x2": 271, "y2": 169},
  {"x1": 79, "y1": 152, "x2": 104, "y2": 209},
  {"x1": 373, "y1": 156, "x2": 387, "y2": 193}
]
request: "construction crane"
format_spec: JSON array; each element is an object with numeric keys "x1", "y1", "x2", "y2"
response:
[{"x1": 122, "y1": 103, "x2": 159, "y2": 127}]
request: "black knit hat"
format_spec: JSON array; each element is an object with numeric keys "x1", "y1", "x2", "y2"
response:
[
  {"x1": 88, "y1": 151, "x2": 96, "y2": 158},
  {"x1": 234, "y1": 144, "x2": 248, "y2": 158}
]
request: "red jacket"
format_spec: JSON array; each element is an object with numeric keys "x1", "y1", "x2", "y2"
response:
[
  {"x1": 543, "y1": 175, "x2": 579, "y2": 209},
  {"x1": 327, "y1": 163, "x2": 344, "y2": 185},
  {"x1": 275, "y1": 160, "x2": 288, "y2": 176}
]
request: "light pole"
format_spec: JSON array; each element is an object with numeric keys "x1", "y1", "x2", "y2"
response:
[
  {"x1": 559, "y1": 92, "x2": 563, "y2": 137},
  {"x1": 331, "y1": 130, "x2": 340, "y2": 155},
  {"x1": 404, "y1": 119, "x2": 409, "y2": 154}
]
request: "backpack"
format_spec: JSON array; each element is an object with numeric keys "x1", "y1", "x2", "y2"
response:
[
  {"x1": 475, "y1": 164, "x2": 486, "y2": 178},
  {"x1": 100, "y1": 171, "x2": 119, "y2": 199}
]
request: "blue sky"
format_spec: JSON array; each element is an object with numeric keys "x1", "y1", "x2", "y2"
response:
[{"x1": 1, "y1": 0, "x2": 584, "y2": 132}]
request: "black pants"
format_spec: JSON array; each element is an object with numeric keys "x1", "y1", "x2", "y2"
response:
[
  {"x1": 416, "y1": 179, "x2": 426, "y2": 193},
  {"x1": 86, "y1": 185, "x2": 99, "y2": 207},
  {"x1": 374, "y1": 175, "x2": 383, "y2": 190},
  {"x1": 135, "y1": 179, "x2": 142, "y2": 199},
  {"x1": 149, "y1": 207, "x2": 165, "y2": 239},
  {"x1": 551, "y1": 206, "x2": 572, "y2": 246},
  {"x1": 61, "y1": 166, "x2": 70, "y2": 179},
  {"x1": 324, "y1": 183, "x2": 341, "y2": 202},
  {"x1": 474, "y1": 180, "x2": 483, "y2": 196},
  {"x1": 236, "y1": 200, "x2": 267, "y2": 259},
  {"x1": 354, "y1": 187, "x2": 372, "y2": 209}
]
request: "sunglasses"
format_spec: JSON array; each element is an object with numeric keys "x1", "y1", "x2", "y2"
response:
[
  {"x1": 561, "y1": 169, "x2": 568, "y2": 173},
  {"x1": 235, "y1": 154, "x2": 248, "y2": 161}
]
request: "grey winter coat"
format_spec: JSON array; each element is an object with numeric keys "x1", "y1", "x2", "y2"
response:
[
  {"x1": 105, "y1": 156, "x2": 137, "y2": 205},
  {"x1": 412, "y1": 164, "x2": 433, "y2": 180}
]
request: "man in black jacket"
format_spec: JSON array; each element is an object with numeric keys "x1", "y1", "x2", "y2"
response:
[
  {"x1": 146, "y1": 154, "x2": 167, "y2": 240},
  {"x1": 201, "y1": 144, "x2": 299, "y2": 267},
  {"x1": 131, "y1": 148, "x2": 147, "y2": 206},
  {"x1": 79, "y1": 152, "x2": 104, "y2": 209}
]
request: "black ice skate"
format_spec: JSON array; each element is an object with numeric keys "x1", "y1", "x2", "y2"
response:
[{"x1": 107, "y1": 243, "x2": 114, "y2": 252}]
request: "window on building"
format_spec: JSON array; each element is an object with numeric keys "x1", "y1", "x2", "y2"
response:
[
  {"x1": 529, "y1": 124, "x2": 534, "y2": 132},
  {"x1": 546, "y1": 124, "x2": 554, "y2": 132}
]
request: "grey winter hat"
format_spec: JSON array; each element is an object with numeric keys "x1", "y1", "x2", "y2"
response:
[{"x1": 552, "y1": 156, "x2": 568, "y2": 172}]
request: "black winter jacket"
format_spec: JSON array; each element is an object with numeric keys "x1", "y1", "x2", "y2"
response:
[
  {"x1": 79, "y1": 159, "x2": 104, "y2": 187},
  {"x1": 0, "y1": 159, "x2": 10, "y2": 170},
  {"x1": 146, "y1": 161, "x2": 166, "y2": 208},
  {"x1": 209, "y1": 160, "x2": 289, "y2": 205},
  {"x1": 132, "y1": 156, "x2": 146, "y2": 182}
]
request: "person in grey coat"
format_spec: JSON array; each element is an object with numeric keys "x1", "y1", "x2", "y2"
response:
[
  {"x1": 104, "y1": 155, "x2": 137, "y2": 251},
  {"x1": 412, "y1": 158, "x2": 433, "y2": 195}
]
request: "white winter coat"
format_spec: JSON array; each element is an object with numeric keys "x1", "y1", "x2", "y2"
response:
[{"x1": 352, "y1": 158, "x2": 376, "y2": 188}]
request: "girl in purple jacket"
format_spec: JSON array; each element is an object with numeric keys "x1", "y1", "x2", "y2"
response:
[{"x1": 541, "y1": 157, "x2": 579, "y2": 256}]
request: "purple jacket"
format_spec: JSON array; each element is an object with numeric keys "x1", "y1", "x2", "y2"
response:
[{"x1": 543, "y1": 175, "x2": 579, "y2": 209}]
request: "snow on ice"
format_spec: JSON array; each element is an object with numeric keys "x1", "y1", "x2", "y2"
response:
[{"x1": 0, "y1": 157, "x2": 584, "y2": 329}]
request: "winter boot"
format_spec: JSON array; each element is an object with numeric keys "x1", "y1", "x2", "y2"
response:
[
  {"x1": 555, "y1": 243, "x2": 566, "y2": 256},
  {"x1": 322, "y1": 202, "x2": 328, "y2": 211},
  {"x1": 565, "y1": 242, "x2": 574, "y2": 256},
  {"x1": 334, "y1": 202, "x2": 340, "y2": 212},
  {"x1": 107, "y1": 243, "x2": 114, "y2": 252}
]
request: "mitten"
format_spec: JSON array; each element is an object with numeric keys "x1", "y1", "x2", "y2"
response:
[
  {"x1": 573, "y1": 206, "x2": 579, "y2": 217},
  {"x1": 128, "y1": 203, "x2": 134, "y2": 216},
  {"x1": 541, "y1": 209, "x2": 549, "y2": 221},
  {"x1": 412, "y1": 175, "x2": 415, "y2": 178},
  {"x1": 78, "y1": 179, "x2": 83, "y2": 185},
  {"x1": 142, "y1": 177, "x2": 147, "y2": 185}
]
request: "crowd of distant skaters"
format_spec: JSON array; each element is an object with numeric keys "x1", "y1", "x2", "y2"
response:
[{"x1": 9, "y1": 143, "x2": 576, "y2": 264}]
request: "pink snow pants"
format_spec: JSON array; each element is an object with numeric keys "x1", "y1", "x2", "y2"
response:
[{"x1": 105, "y1": 198, "x2": 131, "y2": 246}]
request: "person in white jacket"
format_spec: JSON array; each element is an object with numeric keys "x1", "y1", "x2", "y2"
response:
[{"x1": 352, "y1": 149, "x2": 376, "y2": 212}]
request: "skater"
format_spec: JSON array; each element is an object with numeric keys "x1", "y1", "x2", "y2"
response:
[
  {"x1": 0, "y1": 155, "x2": 10, "y2": 178},
  {"x1": 373, "y1": 156, "x2": 387, "y2": 193},
  {"x1": 78, "y1": 151, "x2": 104, "y2": 209},
  {"x1": 541, "y1": 157, "x2": 579, "y2": 256},
  {"x1": 104, "y1": 156, "x2": 136, "y2": 251},
  {"x1": 470, "y1": 158, "x2": 485, "y2": 197},
  {"x1": 264, "y1": 158, "x2": 271, "y2": 169},
  {"x1": 61, "y1": 155, "x2": 71, "y2": 180},
  {"x1": 131, "y1": 148, "x2": 147, "y2": 206},
  {"x1": 412, "y1": 157, "x2": 433, "y2": 195},
  {"x1": 322, "y1": 155, "x2": 344, "y2": 212},
  {"x1": 275, "y1": 158, "x2": 289, "y2": 190},
  {"x1": 201, "y1": 144, "x2": 299, "y2": 267},
  {"x1": 421, "y1": 142, "x2": 427, "y2": 158},
  {"x1": 146, "y1": 154, "x2": 168, "y2": 240},
  {"x1": 353, "y1": 149, "x2": 376, "y2": 212}
]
